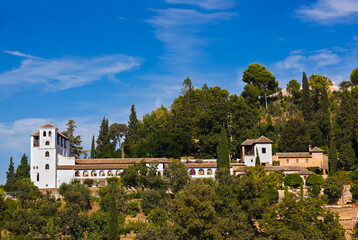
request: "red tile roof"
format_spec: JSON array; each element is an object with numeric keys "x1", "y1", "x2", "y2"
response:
[
  {"x1": 40, "y1": 123, "x2": 56, "y2": 128},
  {"x1": 241, "y1": 136, "x2": 273, "y2": 146}
]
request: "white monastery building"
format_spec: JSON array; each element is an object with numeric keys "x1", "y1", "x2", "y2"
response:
[{"x1": 31, "y1": 124, "x2": 313, "y2": 189}]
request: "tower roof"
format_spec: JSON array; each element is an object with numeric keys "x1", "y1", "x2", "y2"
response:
[
  {"x1": 241, "y1": 136, "x2": 273, "y2": 146},
  {"x1": 39, "y1": 123, "x2": 56, "y2": 128},
  {"x1": 310, "y1": 146, "x2": 324, "y2": 153}
]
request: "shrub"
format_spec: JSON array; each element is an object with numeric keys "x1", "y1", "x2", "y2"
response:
[
  {"x1": 84, "y1": 179, "x2": 94, "y2": 187},
  {"x1": 307, "y1": 167, "x2": 321, "y2": 174},
  {"x1": 324, "y1": 176, "x2": 343, "y2": 203},
  {"x1": 148, "y1": 208, "x2": 169, "y2": 227},
  {"x1": 128, "y1": 200, "x2": 140, "y2": 217},
  {"x1": 284, "y1": 174, "x2": 303, "y2": 188},
  {"x1": 272, "y1": 161, "x2": 280, "y2": 166},
  {"x1": 141, "y1": 189, "x2": 166, "y2": 215},
  {"x1": 306, "y1": 174, "x2": 325, "y2": 186},
  {"x1": 261, "y1": 187, "x2": 279, "y2": 205},
  {"x1": 350, "y1": 185, "x2": 358, "y2": 202}
]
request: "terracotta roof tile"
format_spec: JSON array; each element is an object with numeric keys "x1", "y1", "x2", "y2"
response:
[
  {"x1": 75, "y1": 158, "x2": 172, "y2": 165},
  {"x1": 58, "y1": 132, "x2": 69, "y2": 140},
  {"x1": 275, "y1": 152, "x2": 312, "y2": 158},
  {"x1": 310, "y1": 147, "x2": 324, "y2": 153},
  {"x1": 40, "y1": 123, "x2": 56, "y2": 128},
  {"x1": 234, "y1": 166, "x2": 314, "y2": 175},
  {"x1": 254, "y1": 136, "x2": 273, "y2": 143},
  {"x1": 31, "y1": 131, "x2": 39, "y2": 136},
  {"x1": 241, "y1": 139, "x2": 255, "y2": 146}
]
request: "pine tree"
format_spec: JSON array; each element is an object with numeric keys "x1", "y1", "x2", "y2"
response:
[
  {"x1": 62, "y1": 120, "x2": 84, "y2": 158},
  {"x1": 320, "y1": 86, "x2": 331, "y2": 145},
  {"x1": 328, "y1": 140, "x2": 337, "y2": 175},
  {"x1": 302, "y1": 72, "x2": 312, "y2": 122},
  {"x1": 217, "y1": 127, "x2": 229, "y2": 169},
  {"x1": 96, "y1": 117, "x2": 111, "y2": 157},
  {"x1": 90, "y1": 135, "x2": 96, "y2": 158},
  {"x1": 255, "y1": 148, "x2": 260, "y2": 166},
  {"x1": 4, "y1": 157, "x2": 17, "y2": 196},
  {"x1": 16, "y1": 154, "x2": 30, "y2": 180},
  {"x1": 337, "y1": 89, "x2": 355, "y2": 170},
  {"x1": 125, "y1": 105, "x2": 139, "y2": 156}
]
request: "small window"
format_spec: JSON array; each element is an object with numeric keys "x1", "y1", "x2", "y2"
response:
[
  {"x1": 91, "y1": 171, "x2": 97, "y2": 177},
  {"x1": 75, "y1": 171, "x2": 80, "y2": 177},
  {"x1": 46, "y1": 141, "x2": 50, "y2": 145},
  {"x1": 207, "y1": 169, "x2": 213, "y2": 175},
  {"x1": 108, "y1": 170, "x2": 113, "y2": 176},
  {"x1": 99, "y1": 170, "x2": 105, "y2": 177},
  {"x1": 262, "y1": 148, "x2": 266, "y2": 154},
  {"x1": 33, "y1": 166, "x2": 35, "y2": 169},
  {"x1": 36, "y1": 166, "x2": 38, "y2": 169},
  {"x1": 296, "y1": 159, "x2": 299, "y2": 163},
  {"x1": 45, "y1": 151, "x2": 50, "y2": 157},
  {"x1": 83, "y1": 171, "x2": 89, "y2": 177},
  {"x1": 43, "y1": 131, "x2": 46, "y2": 137},
  {"x1": 306, "y1": 159, "x2": 308, "y2": 163},
  {"x1": 49, "y1": 131, "x2": 51, "y2": 137},
  {"x1": 286, "y1": 159, "x2": 289, "y2": 163},
  {"x1": 198, "y1": 169, "x2": 204, "y2": 175},
  {"x1": 116, "y1": 170, "x2": 121, "y2": 176},
  {"x1": 45, "y1": 164, "x2": 50, "y2": 170},
  {"x1": 37, "y1": 173, "x2": 40, "y2": 182},
  {"x1": 189, "y1": 169, "x2": 196, "y2": 175},
  {"x1": 251, "y1": 159, "x2": 253, "y2": 162}
]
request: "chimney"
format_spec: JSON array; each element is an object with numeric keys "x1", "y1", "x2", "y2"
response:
[{"x1": 308, "y1": 145, "x2": 312, "y2": 152}]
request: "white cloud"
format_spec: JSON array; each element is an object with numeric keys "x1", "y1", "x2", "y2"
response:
[
  {"x1": 4, "y1": 50, "x2": 40, "y2": 59},
  {"x1": 147, "y1": 8, "x2": 235, "y2": 64},
  {"x1": 296, "y1": 0, "x2": 358, "y2": 23},
  {"x1": 275, "y1": 49, "x2": 339, "y2": 72},
  {"x1": 0, "y1": 52, "x2": 142, "y2": 95},
  {"x1": 165, "y1": 0, "x2": 236, "y2": 10}
]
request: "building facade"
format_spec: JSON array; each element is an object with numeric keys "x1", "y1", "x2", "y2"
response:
[{"x1": 240, "y1": 136, "x2": 273, "y2": 166}]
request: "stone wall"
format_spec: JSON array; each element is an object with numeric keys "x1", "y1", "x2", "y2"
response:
[{"x1": 337, "y1": 185, "x2": 353, "y2": 205}]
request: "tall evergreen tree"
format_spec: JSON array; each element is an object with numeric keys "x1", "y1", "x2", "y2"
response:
[
  {"x1": 328, "y1": 140, "x2": 337, "y2": 175},
  {"x1": 351, "y1": 66, "x2": 358, "y2": 86},
  {"x1": 107, "y1": 181, "x2": 119, "y2": 240},
  {"x1": 301, "y1": 72, "x2": 312, "y2": 122},
  {"x1": 90, "y1": 135, "x2": 96, "y2": 158},
  {"x1": 4, "y1": 157, "x2": 17, "y2": 196},
  {"x1": 255, "y1": 148, "x2": 260, "y2": 166},
  {"x1": 96, "y1": 117, "x2": 111, "y2": 157},
  {"x1": 16, "y1": 154, "x2": 30, "y2": 180},
  {"x1": 125, "y1": 105, "x2": 139, "y2": 156},
  {"x1": 217, "y1": 127, "x2": 229, "y2": 169},
  {"x1": 62, "y1": 120, "x2": 84, "y2": 158},
  {"x1": 320, "y1": 86, "x2": 331, "y2": 145},
  {"x1": 337, "y1": 89, "x2": 355, "y2": 170}
]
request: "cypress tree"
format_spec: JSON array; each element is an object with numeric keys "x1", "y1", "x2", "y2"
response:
[
  {"x1": 96, "y1": 117, "x2": 110, "y2": 157},
  {"x1": 107, "y1": 181, "x2": 119, "y2": 240},
  {"x1": 15, "y1": 154, "x2": 30, "y2": 180},
  {"x1": 337, "y1": 90, "x2": 355, "y2": 170},
  {"x1": 255, "y1": 148, "x2": 260, "y2": 166},
  {"x1": 62, "y1": 119, "x2": 84, "y2": 158},
  {"x1": 217, "y1": 127, "x2": 229, "y2": 169},
  {"x1": 90, "y1": 135, "x2": 96, "y2": 158},
  {"x1": 328, "y1": 139, "x2": 337, "y2": 175},
  {"x1": 127, "y1": 104, "x2": 138, "y2": 144},
  {"x1": 4, "y1": 157, "x2": 17, "y2": 196},
  {"x1": 320, "y1": 86, "x2": 331, "y2": 145},
  {"x1": 302, "y1": 72, "x2": 312, "y2": 122}
]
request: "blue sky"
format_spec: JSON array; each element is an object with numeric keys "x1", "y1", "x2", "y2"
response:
[{"x1": 0, "y1": 0, "x2": 358, "y2": 183}]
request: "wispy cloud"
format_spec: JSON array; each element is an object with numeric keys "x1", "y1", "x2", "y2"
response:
[
  {"x1": 0, "y1": 51, "x2": 143, "y2": 95},
  {"x1": 272, "y1": 47, "x2": 358, "y2": 87},
  {"x1": 4, "y1": 50, "x2": 40, "y2": 59},
  {"x1": 296, "y1": 0, "x2": 358, "y2": 24},
  {"x1": 147, "y1": 8, "x2": 235, "y2": 64},
  {"x1": 165, "y1": 0, "x2": 236, "y2": 10}
]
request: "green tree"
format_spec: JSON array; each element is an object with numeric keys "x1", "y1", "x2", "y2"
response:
[
  {"x1": 15, "y1": 154, "x2": 30, "y2": 181},
  {"x1": 148, "y1": 208, "x2": 169, "y2": 227},
  {"x1": 351, "y1": 66, "x2": 358, "y2": 86},
  {"x1": 58, "y1": 182, "x2": 92, "y2": 211},
  {"x1": 278, "y1": 117, "x2": 310, "y2": 152},
  {"x1": 62, "y1": 119, "x2": 85, "y2": 158},
  {"x1": 90, "y1": 135, "x2": 96, "y2": 158},
  {"x1": 126, "y1": 104, "x2": 139, "y2": 156},
  {"x1": 217, "y1": 127, "x2": 230, "y2": 169},
  {"x1": 96, "y1": 117, "x2": 114, "y2": 158},
  {"x1": 329, "y1": 139, "x2": 338, "y2": 175},
  {"x1": 255, "y1": 148, "x2": 260, "y2": 166},
  {"x1": 284, "y1": 174, "x2": 303, "y2": 188},
  {"x1": 242, "y1": 63, "x2": 279, "y2": 109},
  {"x1": 164, "y1": 161, "x2": 190, "y2": 193},
  {"x1": 108, "y1": 181, "x2": 120, "y2": 240},
  {"x1": 286, "y1": 79, "x2": 301, "y2": 104},
  {"x1": 337, "y1": 89, "x2": 355, "y2": 170},
  {"x1": 324, "y1": 176, "x2": 344, "y2": 203},
  {"x1": 306, "y1": 174, "x2": 325, "y2": 197},
  {"x1": 301, "y1": 72, "x2": 313, "y2": 122},
  {"x1": 109, "y1": 123, "x2": 128, "y2": 158},
  {"x1": 4, "y1": 157, "x2": 17, "y2": 196}
]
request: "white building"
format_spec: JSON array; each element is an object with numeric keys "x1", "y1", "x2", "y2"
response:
[{"x1": 240, "y1": 136, "x2": 273, "y2": 166}]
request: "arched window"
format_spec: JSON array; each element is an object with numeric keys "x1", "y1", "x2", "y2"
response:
[
  {"x1": 99, "y1": 170, "x2": 105, "y2": 177},
  {"x1": 45, "y1": 151, "x2": 50, "y2": 157},
  {"x1": 83, "y1": 171, "x2": 89, "y2": 177},
  {"x1": 37, "y1": 173, "x2": 39, "y2": 182},
  {"x1": 45, "y1": 164, "x2": 50, "y2": 170},
  {"x1": 190, "y1": 169, "x2": 196, "y2": 175},
  {"x1": 108, "y1": 170, "x2": 113, "y2": 176},
  {"x1": 116, "y1": 170, "x2": 121, "y2": 176},
  {"x1": 49, "y1": 131, "x2": 52, "y2": 137},
  {"x1": 45, "y1": 141, "x2": 50, "y2": 145},
  {"x1": 43, "y1": 131, "x2": 46, "y2": 137},
  {"x1": 91, "y1": 171, "x2": 97, "y2": 177},
  {"x1": 198, "y1": 169, "x2": 204, "y2": 175},
  {"x1": 75, "y1": 171, "x2": 80, "y2": 177},
  {"x1": 207, "y1": 169, "x2": 213, "y2": 175}
]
